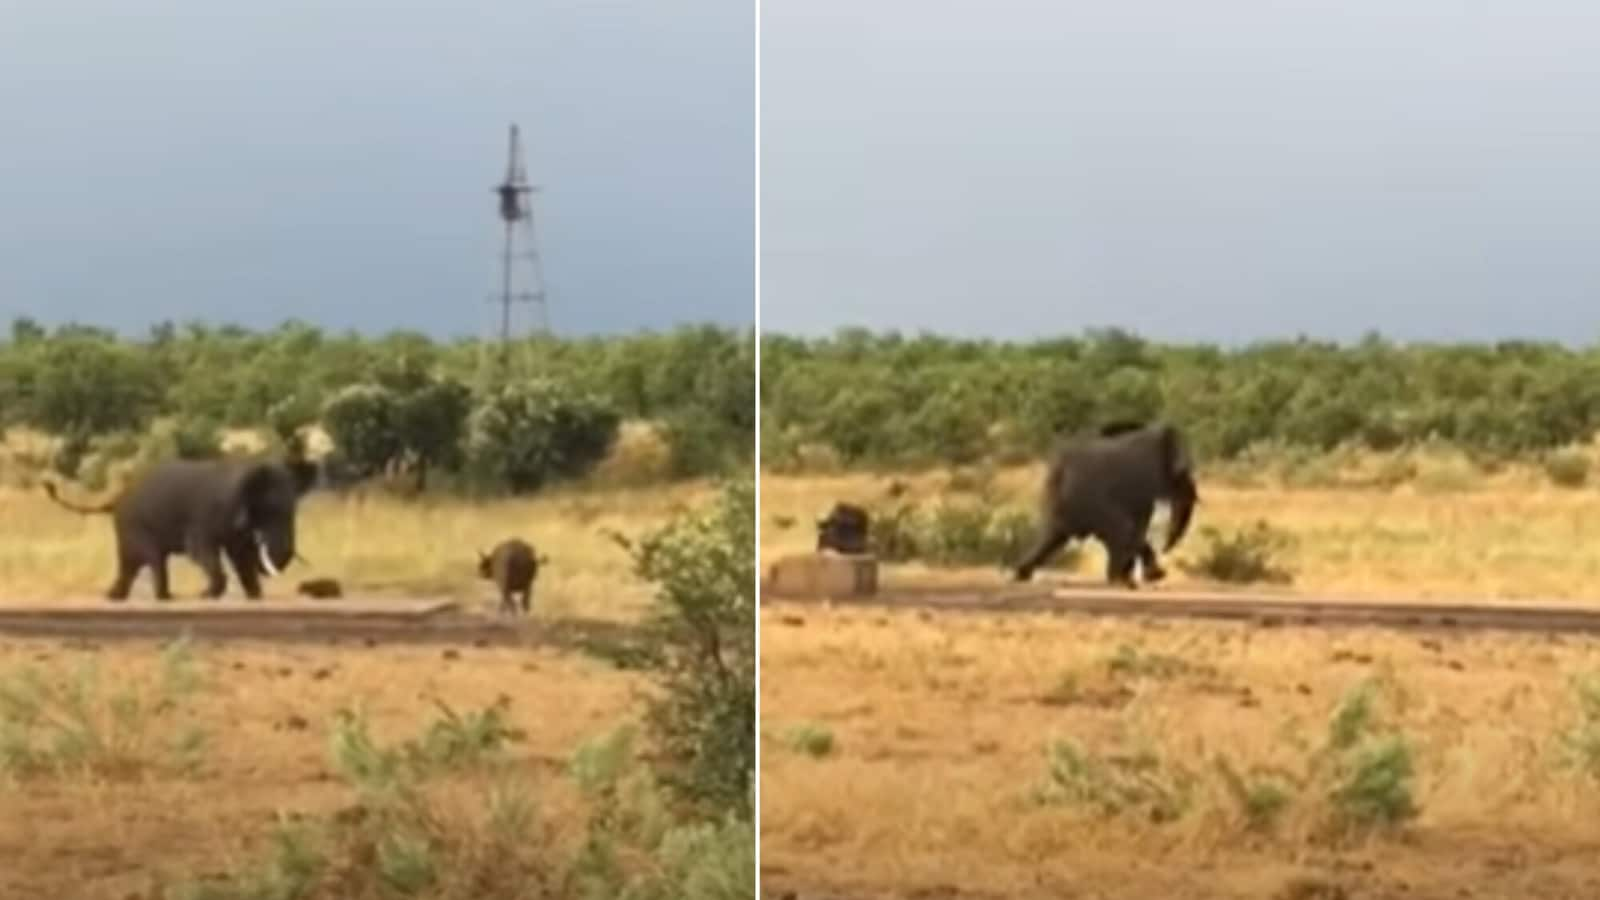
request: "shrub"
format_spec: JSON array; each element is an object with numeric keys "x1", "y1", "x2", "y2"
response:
[
  {"x1": 466, "y1": 379, "x2": 621, "y2": 493},
  {"x1": 1180, "y1": 522, "x2": 1296, "y2": 585},
  {"x1": 778, "y1": 723, "x2": 836, "y2": 758},
  {"x1": 1543, "y1": 450, "x2": 1591, "y2": 488},
  {"x1": 869, "y1": 499, "x2": 1077, "y2": 570},
  {"x1": 1034, "y1": 739, "x2": 1196, "y2": 824},
  {"x1": 1034, "y1": 677, "x2": 1420, "y2": 837},
  {"x1": 1557, "y1": 673, "x2": 1600, "y2": 779},
  {"x1": 0, "y1": 636, "x2": 208, "y2": 780},
  {"x1": 614, "y1": 478, "x2": 755, "y2": 818}
]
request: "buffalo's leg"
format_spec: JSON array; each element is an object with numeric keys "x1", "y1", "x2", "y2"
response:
[
  {"x1": 224, "y1": 540, "x2": 263, "y2": 600},
  {"x1": 1014, "y1": 521, "x2": 1071, "y2": 582},
  {"x1": 499, "y1": 590, "x2": 516, "y2": 616}
]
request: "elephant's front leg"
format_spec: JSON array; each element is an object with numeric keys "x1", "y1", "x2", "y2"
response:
[
  {"x1": 224, "y1": 539, "x2": 263, "y2": 600},
  {"x1": 190, "y1": 541, "x2": 229, "y2": 599},
  {"x1": 1137, "y1": 541, "x2": 1166, "y2": 584}
]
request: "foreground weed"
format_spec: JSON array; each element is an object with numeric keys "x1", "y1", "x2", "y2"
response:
[
  {"x1": 166, "y1": 817, "x2": 327, "y2": 900},
  {"x1": 0, "y1": 635, "x2": 208, "y2": 781},
  {"x1": 777, "y1": 723, "x2": 835, "y2": 758},
  {"x1": 1037, "y1": 677, "x2": 1420, "y2": 838},
  {"x1": 1104, "y1": 644, "x2": 1205, "y2": 680},
  {"x1": 1034, "y1": 740, "x2": 1196, "y2": 824},
  {"x1": 327, "y1": 696, "x2": 523, "y2": 802},
  {"x1": 1180, "y1": 521, "x2": 1296, "y2": 585},
  {"x1": 1556, "y1": 673, "x2": 1600, "y2": 779}
]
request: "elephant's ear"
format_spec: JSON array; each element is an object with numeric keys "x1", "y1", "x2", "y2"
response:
[
  {"x1": 1157, "y1": 424, "x2": 1193, "y2": 479},
  {"x1": 286, "y1": 460, "x2": 319, "y2": 496}
]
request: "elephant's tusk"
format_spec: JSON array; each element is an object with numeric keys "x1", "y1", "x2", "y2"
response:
[{"x1": 258, "y1": 539, "x2": 281, "y2": 577}]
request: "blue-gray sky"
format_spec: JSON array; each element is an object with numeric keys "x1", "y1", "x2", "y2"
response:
[
  {"x1": 0, "y1": 0, "x2": 753, "y2": 338},
  {"x1": 761, "y1": 1, "x2": 1600, "y2": 343}
]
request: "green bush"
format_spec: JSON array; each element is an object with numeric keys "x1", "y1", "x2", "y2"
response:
[
  {"x1": 1034, "y1": 677, "x2": 1420, "y2": 837},
  {"x1": 466, "y1": 379, "x2": 621, "y2": 494},
  {"x1": 778, "y1": 723, "x2": 836, "y2": 758},
  {"x1": 615, "y1": 478, "x2": 756, "y2": 818},
  {"x1": 869, "y1": 499, "x2": 1076, "y2": 570},
  {"x1": 0, "y1": 320, "x2": 752, "y2": 496},
  {"x1": 1543, "y1": 450, "x2": 1591, "y2": 488},
  {"x1": 759, "y1": 329, "x2": 1600, "y2": 468},
  {"x1": 1180, "y1": 522, "x2": 1296, "y2": 585}
]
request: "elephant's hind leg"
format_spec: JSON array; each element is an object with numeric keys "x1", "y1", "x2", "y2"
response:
[
  {"x1": 107, "y1": 548, "x2": 143, "y2": 602},
  {"x1": 1014, "y1": 521, "x2": 1071, "y2": 582},
  {"x1": 1091, "y1": 513, "x2": 1141, "y2": 590}
]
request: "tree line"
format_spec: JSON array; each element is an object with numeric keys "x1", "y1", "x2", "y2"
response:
[
  {"x1": 0, "y1": 318, "x2": 754, "y2": 493},
  {"x1": 761, "y1": 328, "x2": 1600, "y2": 469}
]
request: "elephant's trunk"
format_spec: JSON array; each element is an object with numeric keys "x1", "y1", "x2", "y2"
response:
[{"x1": 1164, "y1": 473, "x2": 1198, "y2": 551}]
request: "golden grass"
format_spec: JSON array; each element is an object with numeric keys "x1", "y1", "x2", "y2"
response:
[
  {"x1": 0, "y1": 637, "x2": 642, "y2": 900},
  {"x1": 760, "y1": 465, "x2": 1600, "y2": 897},
  {"x1": 0, "y1": 478, "x2": 716, "y2": 620},
  {"x1": 760, "y1": 607, "x2": 1600, "y2": 898}
]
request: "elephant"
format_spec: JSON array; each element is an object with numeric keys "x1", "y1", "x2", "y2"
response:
[
  {"x1": 816, "y1": 502, "x2": 870, "y2": 554},
  {"x1": 477, "y1": 538, "x2": 541, "y2": 616},
  {"x1": 44, "y1": 458, "x2": 319, "y2": 601},
  {"x1": 1013, "y1": 421, "x2": 1198, "y2": 587}
]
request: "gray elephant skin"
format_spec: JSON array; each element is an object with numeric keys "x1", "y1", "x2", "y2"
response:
[
  {"x1": 1013, "y1": 421, "x2": 1198, "y2": 587},
  {"x1": 45, "y1": 458, "x2": 320, "y2": 601}
]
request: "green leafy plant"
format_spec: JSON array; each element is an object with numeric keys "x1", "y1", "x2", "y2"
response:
[
  {"x1": 0, "y1": 636, "x2": 208, "y2": 780},
  {"x1": 1180, "y1": 521, "x2": 1296, "y2": 585}
]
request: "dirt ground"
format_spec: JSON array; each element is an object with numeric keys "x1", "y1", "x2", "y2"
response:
[
  {"x1": 759, "y1": 605, "x2": 1600, "y2": 900},
  {"x1": 0, "y1": 633, "x2": 644, "y2": 900}
]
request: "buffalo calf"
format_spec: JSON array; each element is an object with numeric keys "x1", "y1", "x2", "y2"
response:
[
  {"x1": 816, "y1": 502, "x2": 871, "y2": 555},
  {"x1": 478, "y1": 539, "x2": 540, "y2": 616}
]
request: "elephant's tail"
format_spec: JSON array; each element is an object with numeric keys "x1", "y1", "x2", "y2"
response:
[{"x1": 42, "y1": 480, "x2": 117, "y2": 515}]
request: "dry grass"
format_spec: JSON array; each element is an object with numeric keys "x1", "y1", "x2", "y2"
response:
[
  {"x1": 760, "y1": 607, "x2": 1600, "y2": 899},
  {"x1": 760, "y1": 463, "x2": 1600, "y2": 898},
  {"x1": 0, "y1": 478, "x2": 717, "y2": 620},
  {"x1": 0, "y1": 636, "x2": 641, "y2": 900}
]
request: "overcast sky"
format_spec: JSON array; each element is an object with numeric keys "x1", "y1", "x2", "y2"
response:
[
  {"x1": 761, "y1": 1, "x2": 1600, "y2": 344},
  {"x1": 0, "y1": 0, "x2": 753, "y2": 339}
]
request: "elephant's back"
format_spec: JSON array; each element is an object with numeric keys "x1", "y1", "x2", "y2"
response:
[{"x1": 115, "y1": 459, "x2": 231, "y2": 520}]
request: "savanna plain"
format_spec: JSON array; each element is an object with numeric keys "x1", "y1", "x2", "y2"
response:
[
  {"x1": 758, "y1": 334, "x2": 1600, "y2": 900},
  {"x1": 0, "y1": 324, "x2": 756, "y2": 900}
]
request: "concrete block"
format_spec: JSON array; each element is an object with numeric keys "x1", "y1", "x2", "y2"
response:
[{"x1": 764, "y1": 552, "x2": 879, "y2": 599}]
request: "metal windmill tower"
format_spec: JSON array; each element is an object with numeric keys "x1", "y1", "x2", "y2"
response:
[{"x1": 490, "y1": 124, "x2": 550, "y2": 362}]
